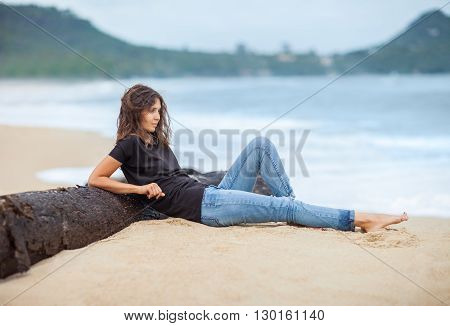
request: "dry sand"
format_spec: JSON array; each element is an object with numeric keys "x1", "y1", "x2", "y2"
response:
[
  {"x1": 0, "y1": 124, "x2": 114, "y2": 195},
  {"x1": 0, "y1": 124, "x2": 449, "y2": 305}
]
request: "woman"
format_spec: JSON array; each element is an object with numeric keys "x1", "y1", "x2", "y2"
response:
[{"x1": 88, "y1": 84, "x2": 408, "y2": 233}]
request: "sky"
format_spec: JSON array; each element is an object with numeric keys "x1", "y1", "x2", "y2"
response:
[{"x1": 5, "y1": 0, "x2": 450, "y2": 55}]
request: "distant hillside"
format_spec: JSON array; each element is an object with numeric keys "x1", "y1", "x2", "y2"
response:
[
  {"x1": 0, "y1": 4, "x2": 325, "y2": 77},
  {"x1": 332, "y1": 9, "x2": 450, "y2": 73},
  {"x1": 0, "y1": 4, "x2": 449, "y2": 78}
]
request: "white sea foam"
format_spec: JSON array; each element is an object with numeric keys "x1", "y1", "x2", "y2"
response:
[{"x1": 36, "y1": 167, "x2": 124, "y2": 186}]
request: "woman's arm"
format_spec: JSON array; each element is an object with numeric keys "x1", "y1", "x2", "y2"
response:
[
  {"x1": 88, "y1": 156, "x2": 139, "y2": 194},
  {"x1": 88, "y1": 156, "x2": 165, "y2": 199}
]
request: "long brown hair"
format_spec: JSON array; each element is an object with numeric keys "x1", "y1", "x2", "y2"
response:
[{"x1": 116, "y1": 84, "x2": 172, "y2": 147}]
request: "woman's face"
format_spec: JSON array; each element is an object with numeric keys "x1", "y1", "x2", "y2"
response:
[{"x1": 140, "y1": 97, "x2": 161, "y2": 133}]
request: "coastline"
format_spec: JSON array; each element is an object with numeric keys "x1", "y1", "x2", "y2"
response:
[{"x1": 0, "y1": 123, "x2": 449, "y2": 305}]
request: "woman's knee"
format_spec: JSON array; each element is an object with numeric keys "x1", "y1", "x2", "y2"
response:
[{"x1": 248, "y1": 136, "x2": 274, "y2": 150}]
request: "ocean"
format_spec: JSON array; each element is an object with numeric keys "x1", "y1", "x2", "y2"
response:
[{"x1": 1, "y1": 74, "x2": 449, "y2": 217}]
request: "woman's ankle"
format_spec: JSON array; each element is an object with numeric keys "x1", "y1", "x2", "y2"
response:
[{"x1": 354, "y1": 211, "x2": 370, "y2": 227}]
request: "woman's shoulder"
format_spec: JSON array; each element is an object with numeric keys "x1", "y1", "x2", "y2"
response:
[
  {"x1": 116, "y1": 133, "x2": 163, "y2": 150},
  {"x1": 116, "y1": 134, "x2": 140, "y2": 145}
]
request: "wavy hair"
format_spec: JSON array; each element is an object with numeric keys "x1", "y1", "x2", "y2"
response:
[{"x1": 116, "y1": 84, "x2": 172, "y2": 147}]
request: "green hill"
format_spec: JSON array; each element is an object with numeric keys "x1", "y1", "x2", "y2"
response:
[
  {"x1": 0, "y1": 4, "x2": 325, "y2": 77},
  {"x1": 0, "y1": 4, "x2": 449, "y2": 77},
  {"x1": 332, "y1": 9, "x2": 450, "y2": 73}
]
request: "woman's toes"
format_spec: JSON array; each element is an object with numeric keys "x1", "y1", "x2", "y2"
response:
[
  {"x1": 400, "y1": 212, "x2": 408, "y2": 221},
  {"x1": 388, "y1": 213, "x2": 408, "y2": 227}
]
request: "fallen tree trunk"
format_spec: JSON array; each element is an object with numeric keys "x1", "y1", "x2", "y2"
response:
[
  {"x1": 0, "y1": 169, "x2": 271, "y2": 279},
  {"x1": 0, "y1": 185, "x2": 169, "y2": 279}
]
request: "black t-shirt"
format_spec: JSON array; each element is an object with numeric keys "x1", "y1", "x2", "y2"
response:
[{"x1": 108, "y1": 134, "x2": 208, "y2": 223}]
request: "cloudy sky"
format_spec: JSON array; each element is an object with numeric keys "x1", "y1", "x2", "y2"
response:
[{"x1": 5, "y1": 0, "x2": 450, "y2": 55}]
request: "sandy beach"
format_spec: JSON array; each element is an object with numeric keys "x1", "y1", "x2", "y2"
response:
[
  {"x1": 0, "y1": 124, "x2": 449, "y2": 305},
  {"x1": 0, "y1": 124, "x2": 115, "y2": 195}
]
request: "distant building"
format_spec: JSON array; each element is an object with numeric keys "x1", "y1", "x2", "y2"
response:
[
  {"x1": 276, "y1": 53, "x2": 296, "y2": 62},
  {"x1": 319, "y1": 56, "x2": 333, "y2": 67},
  {"x1": 281, "y1": 42, "x2": 292, "y2": 54},
  {"x1": 235, "y1": 42, "x2": 248, "y2": 55},
  {"x1": 276, "y1": 41, "x2": 296, "y2": 62}
]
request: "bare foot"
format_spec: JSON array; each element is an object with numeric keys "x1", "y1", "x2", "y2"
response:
[{"x1": 355, "y1": 211, "x2": 408, "y2": 233}]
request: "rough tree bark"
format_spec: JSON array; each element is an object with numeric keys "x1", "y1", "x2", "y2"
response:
[{"x1": 0, "y1": 169, "x2": 271, "y2": 279}]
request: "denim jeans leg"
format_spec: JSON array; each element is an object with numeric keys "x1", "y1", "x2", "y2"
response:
[
  {"x1": 218, "y1": 136, "x2": 295, "y2": 198},
  {"x1": 200, "y1": 187, "x2": 355, "y2": 231},
  {"x1": 296, "y1": 201, "x2": 356, "y2": 231}
]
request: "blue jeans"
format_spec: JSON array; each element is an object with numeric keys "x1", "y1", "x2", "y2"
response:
[{"x1": 200, "y1": 136, "x2": 355, "y2": 231}]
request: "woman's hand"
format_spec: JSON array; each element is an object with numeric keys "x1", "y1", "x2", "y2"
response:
[{"x1": 136, "y1": 183, "x2": 165, "y2": 200}]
